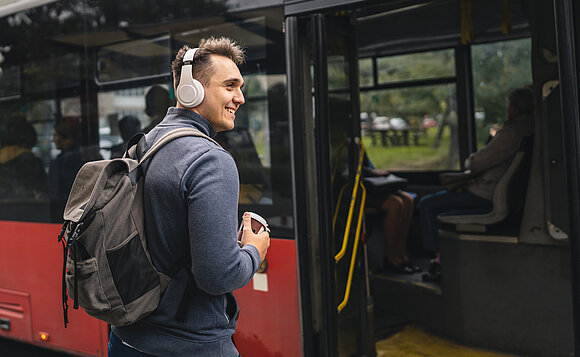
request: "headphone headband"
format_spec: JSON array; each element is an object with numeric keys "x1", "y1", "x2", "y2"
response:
[{"x1": 183, "y1": 48, "x2": 197, "y2": 62}]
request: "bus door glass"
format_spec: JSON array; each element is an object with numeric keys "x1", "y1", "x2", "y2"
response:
[{"x1": 288, "y1": 10, "x2": 374, "y2": 357}]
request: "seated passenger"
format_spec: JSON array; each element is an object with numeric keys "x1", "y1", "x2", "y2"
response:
[
  {"x1": 48, "y1": 118, "x2": 85, "y2": 222},
  {"x1": 216, "y1": 128, "x2": 272, "y2": 204},
  {"x1": 361, "y1": 153, "x2": 420, "y2": 273},
  {"x1": 142, "y1": 85, "x2": 171, "y2": 134},
  {"x1": 110, "y1": 115, "x2": 142, "y2": 158},
  {"x1": 0, "y1": 118, "x2": 47, "y2": 198},
  {"x1": 418, "y1": 87, "x2": 535, "y2": 282},
  {"x1": 364, "y1": 166, "x2": 418, "y2": 274}
]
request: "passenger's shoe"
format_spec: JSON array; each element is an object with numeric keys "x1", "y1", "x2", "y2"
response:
[
  {"x1": 403, "y1": 261, "x2": 422, "y2": 273},
  {"x1": 382, "y1": 260, "x2": 415, "y2": 274},
  {"x1": 421, "y1": 270, "x2": 441, "y2": 283},
  {"x1": 422, "y1": 260, "x2": 440, "y2": 282}
]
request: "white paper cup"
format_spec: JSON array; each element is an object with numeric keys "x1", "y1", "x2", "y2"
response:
[{"x1": 237, "y1": 212, "x2": 269, "y2": 244}]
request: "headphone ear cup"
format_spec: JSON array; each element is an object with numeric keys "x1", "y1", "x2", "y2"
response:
[{"x1": 177, "y1": 78, "x2": 204, "y2": 108}]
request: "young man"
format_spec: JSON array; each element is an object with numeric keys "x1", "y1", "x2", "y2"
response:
[{"x1": 108, "y1": 37, "x2": 270, "y2": 356}]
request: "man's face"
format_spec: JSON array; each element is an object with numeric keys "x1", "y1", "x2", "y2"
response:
[{"x1": 193, "y1": 55, "x2": 245, "y2": 132}]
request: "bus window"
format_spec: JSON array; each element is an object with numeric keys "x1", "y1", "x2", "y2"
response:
[
  {"x1": 97, "y1": 86, "x2": 169, "y2": 159},
  {"x1": 97, "y1": 36, "x2": 171, "y2": 84},
  {"x1": 0, "y1": 64, "x2": 20, "y2": 98},
  {"x1": 471, "y1": 38, "x2": 532, "y2": 149},
  {"x1": 0, "y1": 95, "x2": 104, "y2": 223},
  {"x1": 359, "y1": 57, "x2": 373, "y2": 87},
  {"x1": 22, "y1": 52, "x2": 81, "y2": 94},
  {"x1": 376, "y1": 50, "x2": 455, "y2": 84},
  {"x1": 360, "y1": 49, "x2": 458, "y2": 171},
  {"x1": 238, "y1": 73, "x2": 270, "y2": 169}
]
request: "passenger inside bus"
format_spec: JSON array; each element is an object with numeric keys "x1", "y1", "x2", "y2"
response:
[
  {"x1": 143, "y1": 85, "x2": 172, "y2": 133},
  {"x1": 363, "y1": 160, "x2": 419, "y2": 274},
  {"x1": 0, "y1": 117, "x2": 46, "y2": 198},
  {"x1": 216, "y1": 128, "x2": 272, "y2": 204},
  {"x1": 329, "y1": 95, "x2": 420, "y2": 274},
  {"x1": 47, "y1": 118, "x2": 88, "y2": 222},
  {"x1": 418, "y1": 87, "x2": 535, "y2": 282},
  {"x1": 110, "y1": 115, "x2": 141, "y2": 158}
]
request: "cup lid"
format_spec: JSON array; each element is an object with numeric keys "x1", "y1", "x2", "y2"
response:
[{"x1": 248, "y1": 212, "x2": 268, "y2": 228}]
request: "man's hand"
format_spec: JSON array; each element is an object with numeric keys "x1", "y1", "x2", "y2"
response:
[{"x1": 240, "y1": 212, "x2": 270, "y2": 262}]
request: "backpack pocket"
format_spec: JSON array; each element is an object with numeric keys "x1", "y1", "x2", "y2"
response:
[
  {"x1": 66, "y1": 257, "x2": 111, "y2": 313},
  {"x1": 106, "y1": 232, "x2": 160, "y2": 305}
]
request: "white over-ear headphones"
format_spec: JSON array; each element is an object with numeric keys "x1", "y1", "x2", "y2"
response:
[{"x1": 176, "y1": 48, "x2": 205, "y2": 108}]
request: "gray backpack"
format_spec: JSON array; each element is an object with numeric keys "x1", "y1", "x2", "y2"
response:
[{"x1": 58, "y1": 128, "x2": 218, "y2": 327}]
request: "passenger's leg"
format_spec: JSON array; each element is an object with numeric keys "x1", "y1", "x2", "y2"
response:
[
  {"x1": 418, "y1": 190, "x2": 492, "y2": 252},
  {"x1": 395, "y1": 191, "x2": 414, "y2": 263},
  {"x1": 382, "y1": 194, "x2": 404, "y2": 266}
]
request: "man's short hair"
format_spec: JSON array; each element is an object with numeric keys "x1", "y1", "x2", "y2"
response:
[
  {"x1": 508, "y1": 87, "x2": 534, "y2": 115},
  {"x1": 171, "y1": 37, "x2": 245, "y2": 89}
]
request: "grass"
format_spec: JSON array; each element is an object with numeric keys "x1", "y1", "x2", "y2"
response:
[{"x1": 363, "y1": 127, "x2": 459, "y2": 171}]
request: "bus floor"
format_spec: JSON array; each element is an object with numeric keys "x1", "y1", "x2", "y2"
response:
[
  {"x1": 371, "y1": 260, "x2": 521, "y2": 357},
  {"x1": 374, "y1": 324, "x2": 520, "y2": 357}
]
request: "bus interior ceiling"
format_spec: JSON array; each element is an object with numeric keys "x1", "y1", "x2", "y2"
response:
[{"x1": 341, "y1": 1, "x2": 573, "y2": 356}]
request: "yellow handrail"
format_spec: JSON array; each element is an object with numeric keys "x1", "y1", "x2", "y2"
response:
[
  {"x1": 334, "y1": 139, "x2": 365, "y2": 263},
  {"x1": 337, "y1": 182, "x2": 366, "y2": 312}
]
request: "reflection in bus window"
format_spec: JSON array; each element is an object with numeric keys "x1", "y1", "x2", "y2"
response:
[
  {"x1": 359, "y1": 58, "x2": 373, "y2": 87},
  {"x1": 97, "y1": 36, "x2": 171, "y2": 83},
  {"x1": 22, "y1": 53, "x2": 80, "y2": 94},
  {"x1": 0, "y1": 64, "x2": 20, "y2": 98},
  {"x1": 143, "y1": 85, "x2": 172, "y2": 133},
  {"x1": 328, "y1": 55, "x2": 349, "y2": 90},
  {"x1": 48, "y1": 117, "x2": 101, "y2": 222},
  {"x1": 472, "y1": 38, "x2": 532, "y2": 149},
  {"x1": 377, "y1": 49, "x2": 455, "y2": 84},
  {"x1": 97, "y1": 85, "x2": 173, "y2": 159},
  {"x1": 0, "y1": 117, "x2": 46, "y2": 198},
  {"x1": 239, "y1": 73, "x2": 270, "y2": 168}
]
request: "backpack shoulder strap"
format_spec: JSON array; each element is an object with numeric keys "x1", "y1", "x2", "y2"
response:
[
  {"x1": 124, "y1": 132, "x2": 146, "y2": 159},
  {"x1": 139, "y1": 128, "x2": 219, "y2": 164}
]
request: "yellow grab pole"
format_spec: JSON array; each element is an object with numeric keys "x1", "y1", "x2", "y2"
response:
[
  {"x1": 335, "y1": 139, "x2": 365, "y2": 263},
  {"x1": 337, "y1": 183, "x2": 366, "y2": 312}
]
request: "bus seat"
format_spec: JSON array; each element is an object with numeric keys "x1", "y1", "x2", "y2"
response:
[{"x1": 437, "y1": 136, "x2": 533, "y2": 229}]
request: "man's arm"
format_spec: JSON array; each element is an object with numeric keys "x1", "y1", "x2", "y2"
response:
[{"x1": 185, "y1": 147, "x2": 261, "y2": 295}]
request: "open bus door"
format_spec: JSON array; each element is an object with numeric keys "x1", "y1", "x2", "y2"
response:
[{"x1": 286, "y1": 10, "x2": 375, "y2": 357}]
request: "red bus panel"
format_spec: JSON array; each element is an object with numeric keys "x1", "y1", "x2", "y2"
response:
[
  {"x1": 0, "y1": 221, "x2": 108, "y2": 357},
  {"x1": 234, "y1": 238, "x2": 302, "y2": 357}
]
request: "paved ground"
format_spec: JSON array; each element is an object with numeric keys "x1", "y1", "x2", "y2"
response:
[{"x1": 0, "y1": 337, "x2": 72, "y2": 357}]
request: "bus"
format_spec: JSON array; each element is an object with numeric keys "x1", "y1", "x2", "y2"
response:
[{"x1": 0, "y1": 0, "x2": 578, "y2": 356}]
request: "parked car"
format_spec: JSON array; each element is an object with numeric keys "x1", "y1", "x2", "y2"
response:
[
  {"x1": 423, "y1": 117, "x2": 437, "y2": 128},
  {"x1": 389, "y1": 117, "x2": 407, "y2": 130},
  {"x1": 372, "y1": 116, "x2": 390, "y2": 130}
]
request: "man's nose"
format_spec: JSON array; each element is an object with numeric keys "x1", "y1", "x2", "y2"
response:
[{"x1": 234, "y1": 89, "x2": 245, "y2": 105}]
